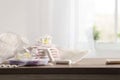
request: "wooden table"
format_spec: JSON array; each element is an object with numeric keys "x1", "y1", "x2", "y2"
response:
[{"x1": 1, "y1": 58, "x2": 120, "y2": 80}]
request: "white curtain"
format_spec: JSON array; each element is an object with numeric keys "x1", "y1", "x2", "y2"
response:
[
  {"x1": 0, "y1": 0, "x2": 95, "y2": 56},
  {"x1": 44, "y1": 0, "x2": 95, "y2": 54}
]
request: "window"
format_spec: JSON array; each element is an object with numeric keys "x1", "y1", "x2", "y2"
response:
[
  {"x1": 118, "y1": 0, "x2": 120, "y2": 41},
  {"x1": 94, "y1": 0, "x2": 119, "y2": 43},
  {"x1": 93, "y1": 0, "x2": 120, "y2": 57}
]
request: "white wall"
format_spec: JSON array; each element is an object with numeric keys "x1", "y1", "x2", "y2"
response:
[
  {"x1": 0, "y1": 0, "x2": 73, "y2": 45},
  {"x1": 0, "y1": 0, "x2": 53, "y2": 43},
  {"x1": 52, "y1": 0, "x2": 71, "y2": 48},
  {"x1": 27, "y1": 0, "x2": 53, "y2": 42},
  {"x1": 0, "y1": 0, "x2": 28, "y2": 36}
]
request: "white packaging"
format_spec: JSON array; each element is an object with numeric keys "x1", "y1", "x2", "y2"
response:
[{"x1": 0, "y1": 32, "x2": 29, "y2": 64}]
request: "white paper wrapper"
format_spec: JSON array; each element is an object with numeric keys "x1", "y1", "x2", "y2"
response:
[
  {"x1": 0, "y1": 32, "x2": 29, "y2": 64},
  {"x1": 59, "y1": 48, "x2": 88, "y2": 64}
]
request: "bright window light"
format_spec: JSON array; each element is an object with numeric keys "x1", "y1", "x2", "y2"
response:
[{"x1": 94, "y1": 0, "x2": 116, "y2": 43}]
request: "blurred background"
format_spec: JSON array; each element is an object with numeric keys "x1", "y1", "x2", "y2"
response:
[{"x1": 0, "y1": 0, "x2": 120, "y2": 58}]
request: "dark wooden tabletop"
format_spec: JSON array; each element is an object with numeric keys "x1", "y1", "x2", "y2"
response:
[{"x1": 1, "y1": 58, "x2": 120, "y2": 74}]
